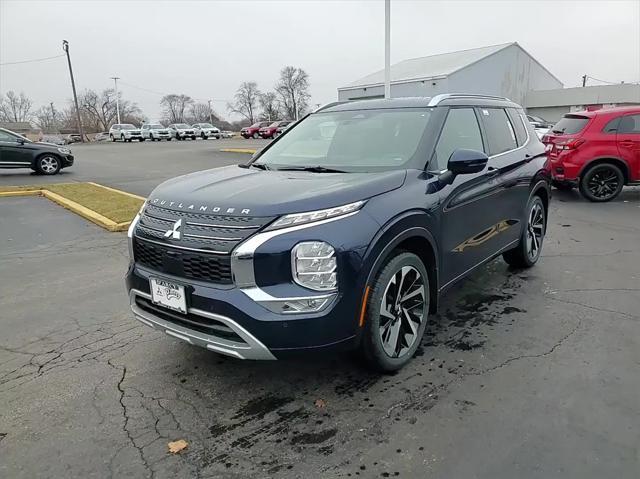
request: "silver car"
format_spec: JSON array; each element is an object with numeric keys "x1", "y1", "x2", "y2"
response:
[
  {"x1": 168, "y1": 123, "x2": 196, "y2": 141},
  {"x1": 141, "y1": 123, "x2": 172, "y2": 141},
  {"x1": 192, "y1": 123, "x2": 221, "y2": 140}
]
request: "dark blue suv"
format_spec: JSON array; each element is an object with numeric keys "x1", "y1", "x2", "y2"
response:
[{"x1": 125, "y1": 94, "x2": 550, "y2": 371}]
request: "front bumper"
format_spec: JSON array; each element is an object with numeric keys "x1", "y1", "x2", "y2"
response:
[{"x1": 61, "y1": 154, "x2": 74, "y2": 168}]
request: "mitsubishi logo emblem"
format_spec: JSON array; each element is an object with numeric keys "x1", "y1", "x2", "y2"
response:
[{"x1": 164, "y1": 219, "x2": 182, "y2": 240}]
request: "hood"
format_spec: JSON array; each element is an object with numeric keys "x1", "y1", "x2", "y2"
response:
[{"x1": 148, "y1": 165, "x2": 406, "y2": 217}]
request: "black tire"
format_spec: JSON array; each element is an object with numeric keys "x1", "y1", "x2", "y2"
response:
[
  {"x1": 150, "y1": 134, "x2": 155, "y2": 141},
  {"x1": 139, "y1": 138, "x2": 145, "y2": 142},
  {"x1": 191, "y1": 136, "x2": 196, "y2": 141},
  {"x1": 503, "y1": 195, "x2": 546, "y2": 268},
  {"x1": 201, "y1": 133, "x2": 206, "y2": 140},
  {"x1": 167, "y1": 138, "x2": 172, "y2": 141},
  {"x1": 252, "y1": 132, "x2": 259, "y2": 139},
  {"x1": 110, "y1": 135, "x2": 116, "y2": 142},
  {"x1": 35, "y1": 155, "x2": 61, "y2": 175},
  {"x1": 360, "y1": 252, "x2": 430, "y2": 372},
  {"x1": 579, "y1": 163, "x2": 624, "y2": 202},
  {"x1": 120, "y1": 134, "x2": 125, "y2": 142},
  {"x1": 552, "y1": 180, "x2": 574, "y2": 191}
]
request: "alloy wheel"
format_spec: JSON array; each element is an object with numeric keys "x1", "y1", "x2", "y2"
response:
[
  {"x1": 379, "y1": 266, "x2": 426, "y2": 358},
  {"x1": 526, "y1": 202, "x2": 545, "y2": 261},
  {"x1": 40, "y1": 156, "x2": 59, "y2": 174},
  {"x1": 587, "y1": 168, "x2": 620, "y2": 200}
]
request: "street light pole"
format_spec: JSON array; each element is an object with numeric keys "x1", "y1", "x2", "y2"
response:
[
  {"x1": 62, "y1": 40, "x2": 85, "y2": 142},
  {"x1": 208, "y1": 99, "x2": 213, "y2": 124},
  {"x1": 384, "y1": 0, "x2": 391, "y2": 99},
  {"x1": 111, "y1": 76, "x2": 121, "y2": 124}
]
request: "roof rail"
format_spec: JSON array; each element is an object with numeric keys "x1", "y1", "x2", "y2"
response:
[
  {"x1": 428, "y1": 93, "x2": 511, "y2": 106},
  {"x1": 313, "y1": 101, "x2": 349, "y2": 113}
]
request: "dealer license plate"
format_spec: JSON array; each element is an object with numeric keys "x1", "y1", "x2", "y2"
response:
[{"x1": 150, "y1": 278, "x2": 187, "y2": 314}]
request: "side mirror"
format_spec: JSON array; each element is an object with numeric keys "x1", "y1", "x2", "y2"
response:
[
  {"x1": 16, "y1": 137, "x2": 25, "y2": 145},
  {"x1": 447, "y1": 149, "x2": 488, "y2": 175}
]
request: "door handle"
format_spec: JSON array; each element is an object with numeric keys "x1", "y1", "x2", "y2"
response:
[
  {"x1": 620, "y1": 140, "x2": 635, "y2": 147},
  {"x1": 486, "y1": 167, "x2": 499, "y2": 178}
]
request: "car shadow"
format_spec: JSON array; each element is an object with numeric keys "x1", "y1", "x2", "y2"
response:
[{"x1": 552, "y1": 185, "x2": 640, "y2": 203}]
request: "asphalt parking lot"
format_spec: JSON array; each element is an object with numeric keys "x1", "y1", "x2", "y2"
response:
[
  {"x1": 0, "y1": 142, "x2": 639, "y2": 478},
  {"x1": 0, "y1": 138, "x2": 271, "y2": 196}
]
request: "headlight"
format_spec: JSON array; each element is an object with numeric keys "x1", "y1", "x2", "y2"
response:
[
  {"x1": 292, "y1": 241, "x2": 337, "y2": 291},
  {"x1": 266, "y1": 200, "x2": 365, "y2": 231},
  {"x1": 57, "y1": 147, "x2": 71, "y2": 154}
]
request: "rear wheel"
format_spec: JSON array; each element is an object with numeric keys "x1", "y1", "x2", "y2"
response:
[
  {"x1": 579, "y1": 163, "x2": 624, "y2": 202},
  {"x1": 503, "y1": 196, "x2": 546, "y2": 268},
  {"x1": 252, "y1": 132, "x2": 259, "y2": 139},
  {"x1": 36, "y1": 155, "x2": 61, "y2": 175},
  {"x1": 120, "y1": 134, "x2": 125, "y2": 142},
  {"x1": 201, "y1": 133, "x2": 206, "y2": 139},
  {"x1": 110, "y1": 134, "x2": 115, "y2": 142},
  {"x1": 552, "y1": 180, "x2": 574, "y2": 191},
  {"x1": 360, "y1": 252, "x2": 429, "y2": 372}
]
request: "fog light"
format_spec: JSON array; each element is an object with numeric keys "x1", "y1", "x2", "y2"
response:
[
  {"x1": 282, "y1": 297, "x2": 330, "y2": 313},
  {"x1": 292, "y1": 241, "x2": 337, "y2": 291}
]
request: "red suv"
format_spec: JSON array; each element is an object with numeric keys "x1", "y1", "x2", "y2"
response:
[
  {"x1": 542, "y1": 107, "x2": 640, "y2": 201},
  {"x1": 259, "y1": 120, "x2": 291, "y2": 139},
  {"x1": 240, "y1": 121, "x2": 272, "y2": 139}
]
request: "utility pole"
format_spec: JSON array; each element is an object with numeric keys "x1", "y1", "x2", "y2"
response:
[
  {"x1": 111, "y1": 76, "x2": 121, "y2": 124},
  {"x1": 208, "y1": 99, "x2": 213, "y2": 124},
  {"x1": 582, "y1": 74, "x2": 587, "y2": 87},
  {"x1": 62, "y1": 40, "x2": 85, "y2": 142},
  {"x1": 50, "y1": 102, "x2": 57, "y2": 132},
  {"x1": 384, "y1": 0, "x2": 391, "y2": 99}
]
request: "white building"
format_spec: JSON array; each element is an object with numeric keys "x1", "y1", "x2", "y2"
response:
[
  {"x1": 338, "y1": 42, "x2": 563, "y2": 105},
  {"x1": 524, "y1": 84, "x2": 640, "y2": 122}
]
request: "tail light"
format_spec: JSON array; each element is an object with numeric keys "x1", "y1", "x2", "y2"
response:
[{"x1": 555, "y1": 138, "x2": 585, "y2": 150}]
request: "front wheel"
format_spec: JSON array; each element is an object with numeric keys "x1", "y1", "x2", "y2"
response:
[
  {"x1": 503, "y1": 195, "x2": 546, "y2": 268},
  {"x1": 36, "y1": 155, "x2": 61, "y2": 175},
  {"x1": 579, "y1": 163, "x2": 624, "y2": 202},
  {"x1": 110, "y1": 135, "x2": 115, "y2": 142},
  {"x1": 360, "y1": 252, "x2": 429, "y2": 372},
  {"x1": 252, "y1": 132, "x2": 259, "y2": 139}
]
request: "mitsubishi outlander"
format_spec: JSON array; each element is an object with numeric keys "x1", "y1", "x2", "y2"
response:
[{"x1": 126, "y1": 94, "x2": 550, "y2": 371}]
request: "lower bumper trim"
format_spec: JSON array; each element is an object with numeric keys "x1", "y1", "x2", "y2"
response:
[{"x1": 129, "y1": 289, "x2": 276, "y2": 360}]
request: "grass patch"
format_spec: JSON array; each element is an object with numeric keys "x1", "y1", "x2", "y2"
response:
[{"x1": 0, "y1": 182, "x2": 143, "y2": 224}]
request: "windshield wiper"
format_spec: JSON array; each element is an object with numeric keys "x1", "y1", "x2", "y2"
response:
[
  {"x1": 249, "y1": 162, "x2": 270, "y2": 170},
  {"x1": 274, "y1": 166, "x2": 347, "y2": 173},
  {"x1": 551, "y1": 129, "x2": 565, "y2": 134}
]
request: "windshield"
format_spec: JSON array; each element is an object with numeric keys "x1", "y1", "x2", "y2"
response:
[
  {"x1": 551, "y1": 115, "x2": 589, "y2": 135},
  {"x1": 149, "y1": 124, "x2": 164, "y2": 129},
  {"x1": 254, "y1": 108, "x2": 433, "y2": 172},
  {"x1": 200, "y1": 123, "x2": 214, "y2": 128},
  {"x1": 175, "y1": 124, "x2": 190, "y2": 129},
  {"x1": 121, "y1": 124, "x2": 136, "y2": 130}
]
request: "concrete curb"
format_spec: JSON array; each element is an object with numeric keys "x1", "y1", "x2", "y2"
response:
[
  {"x1": 220, "y1": 148, "x2": 256, "y2": 154},
  {"x1": 0, "y1": 184, "x2": 134, "y2": 232}
]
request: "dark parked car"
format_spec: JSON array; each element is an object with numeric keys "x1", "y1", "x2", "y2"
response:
[
  {"x1": 126, "y1": 94, "x2": 550, "y2": 371},
  {"x1": 0, "y1": 127, "x2": 74, "y2": 175},
  {"x1": 542, "y1": 107, "x2": 640, "y2": 201},
  {"x1": 64, "y1": 133, "x2": 82, "y2": 144},
  {"x1": 259, "y1": 120, "x2": 292, "y2": 139},
  {"x1": 526, "y1": 114, "x2": 553, "y2": 129},
  {"x1": 241, "y1": 121, "x2": 272, "y2": 139}
]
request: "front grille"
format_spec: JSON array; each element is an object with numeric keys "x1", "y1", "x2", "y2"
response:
[
  {"x1": 135, "y1": 296, "x2": 244, "y2": 342},
  {"x1": 134, "y1": 239, "x2": 233, "y2": 284}
]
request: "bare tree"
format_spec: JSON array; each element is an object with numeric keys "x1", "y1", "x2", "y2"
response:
[
  {"x1": 77, "y1": 89, "x2": 143, "y2": 132},
  {"x1": 161, "y1": 94, "x2": 193, "y2": 124},
  {"x1": 187, "y1": 102, "x2": 215, "y2": 124},
  {"x1": 275, "y1": 66, "x2": 310, "y2": 120},
  {"x1": 259, "y1": 92, "x2": 281, "y2": 121},
  {"x1": 227, "y1": 82, "x2": 260, "y2": 124},
  {"x1": 0, "y1": 91, "x2": 33, "y2": 122},
  {"x1": 34, "y1": 105, "x2": 61, "y2": 132}
]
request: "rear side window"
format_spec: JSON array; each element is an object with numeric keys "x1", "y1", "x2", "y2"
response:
[
  {"x1": 551, "y1": 115, "x2": 589, "y2": 135},
  {"x1": 618, "y1": 114, "x2": 640, "y2": 134},
  {"x1": 508, "y1": 108, "x2": 528, "y2": 146},
  {"x1": 433, "y1": 108, "x2": 484, "y2": 171},
  {"x1": 480, "y1": 108, "x2": 518, "y2": 155}
]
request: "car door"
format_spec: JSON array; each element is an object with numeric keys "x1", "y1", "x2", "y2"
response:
[
  {"x1": 436, "y1": 107, "x2": 511, "y2": 286},
  {"x1": 616, "y1": 113, "x2": 640, "y2": 181},
  {"x1": 0, "y1": 130, "x2": 32, "y2": 167}
]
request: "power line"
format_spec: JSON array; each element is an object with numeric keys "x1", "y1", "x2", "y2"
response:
[
  {"x1": 586, "y1": 75, "x2": 640, "y2": 85},
  {"x1": 0, "y1": 54, "x2": 65, "y2": 66},
  {"x1": 118, "y1": 80, "x2": 230, "y2": 103}
]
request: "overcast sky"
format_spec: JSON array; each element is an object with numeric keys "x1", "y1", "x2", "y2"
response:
[{"x1": 1, "y1": 0, "x2": 639, "y2": 122}]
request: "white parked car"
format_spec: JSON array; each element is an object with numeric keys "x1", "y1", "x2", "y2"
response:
[
  {"x1": 109, "y1": 124, "x2": 144, "y2": 142},
  {"x1": 192, "y1": 123, "x2": 221, "y2": 139},
  {"x1": 168, "y1": 123, "x2": 196, "y2": 141},
  {"x1": 221, "y1": 130, "x2": 234, "y2": 138},
  {"x1": 141, "y1": 123, "x2": 172, "y2": 141}
]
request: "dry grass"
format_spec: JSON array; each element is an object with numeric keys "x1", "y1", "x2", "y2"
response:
[{"x1": 0, "y1": 182, "x2": 143, "y2": 224}]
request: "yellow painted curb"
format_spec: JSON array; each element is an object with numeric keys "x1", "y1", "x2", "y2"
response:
[
  {"x1": 42, "y1": 190, "x2": 130, "y2": 232},
  {"x1": 220, "y1": 148, "x2": 257, "y2": 154},
  {"x1": 87, "y1": 182, "x2": 146, "y2": 200},
  {"x1": 0, "y1": 190, "x2": 41, "y2": 197},
  {"x1": 0, "y1": 186, "x2": 132, "y2": 232}
]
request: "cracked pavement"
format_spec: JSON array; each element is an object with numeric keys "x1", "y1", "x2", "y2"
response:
[{"x1": 1, "y1": 183, "x2": 639, "y2": 478}]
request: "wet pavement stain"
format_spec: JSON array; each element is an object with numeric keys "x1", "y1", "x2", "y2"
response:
[{"x1": 290, "y1": 428, "x2": 337, "y2": 445}]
